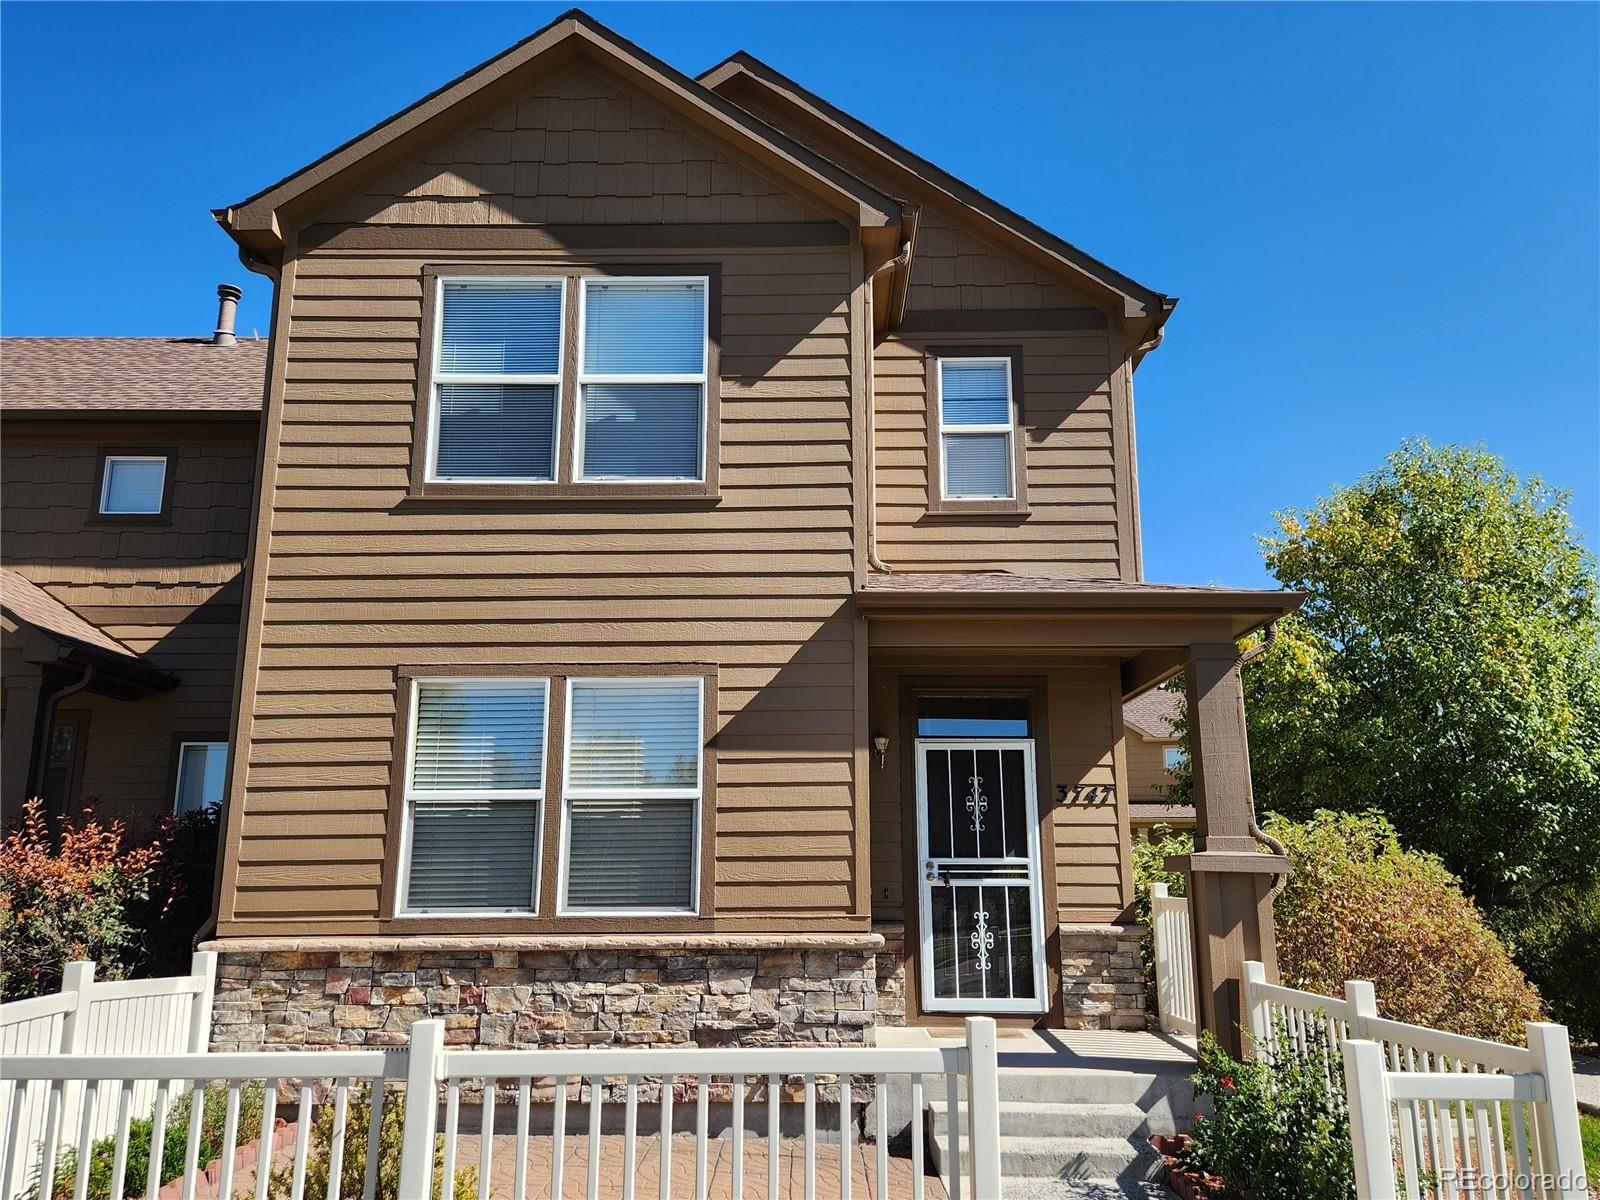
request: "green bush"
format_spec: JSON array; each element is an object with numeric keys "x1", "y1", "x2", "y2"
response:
[
  {"x1": 46, "y1": 1084, "x2": 264, "y2": 1199},
  {"x1": 1184, "y1": 1026, "x2": 1354, "y2": 1200},
  {"x1": 268, "y1": 1086, "x2": 476, "y2": 1200},
  {"x1": 1269, "y1": 810, "x2": 1544, "y2": 1041},
  {"x1": 1491, "y1": 882, "x2": 1600, "y2": 1045},
  {"x1": 135, "y1": 805, "x2": 221, "y2": 978}
]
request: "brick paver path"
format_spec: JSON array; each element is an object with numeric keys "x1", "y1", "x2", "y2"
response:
[{"x1": 452, "y1": 1131, "x2": 949, "y2": 1199}]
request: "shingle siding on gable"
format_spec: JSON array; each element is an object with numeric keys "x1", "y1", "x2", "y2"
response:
[
  {"x1": 320, "y1": 65, "x2": 836, "y2": 228},
  {"x1": 907, "y1": 210, "x2": 1089, "y2": 312}
]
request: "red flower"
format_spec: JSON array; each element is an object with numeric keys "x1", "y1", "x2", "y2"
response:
[{"x1": 1219, "y1": 1075, "x2": 1235, "y2": 1089}]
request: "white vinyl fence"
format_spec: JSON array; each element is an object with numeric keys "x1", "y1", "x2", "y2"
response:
[
  {"x1": 0, "y1": 953, "x2": 215, "y2": 1200},
  {"x1": 2, "y1": 1014, "x2": 1002, "y2": 1200},
  {"x1": 1148, "y1": 882, "x2": 1196, "y2": 1035},
  {"x1": 1242, "y1": 961, "x2": 1589, "y2": 1200}
]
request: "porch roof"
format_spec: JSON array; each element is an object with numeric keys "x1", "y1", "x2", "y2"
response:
[
  {"x1": 0, "y1": 568, "x2": 176, "y2": 692},
  {"x1": 857, "y1": 572, "x2": 1301, "y2": 626}
]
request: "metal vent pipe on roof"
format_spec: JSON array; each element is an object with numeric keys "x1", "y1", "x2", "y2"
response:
[{"x1": 212, "y1": 283, "x2": 242, "y2": 346}]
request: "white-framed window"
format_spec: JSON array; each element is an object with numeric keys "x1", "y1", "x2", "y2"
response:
[
  {"x1": 100, "y1": 456, "x2": 167, "y2": 514},
  {"x1": 1163, "y1": 745, "x2": 1185, "y2": 772},
  {"x1": 936, "y1": 357, "x2": 1015, "y2": 499},
  {"x1": 560, "y1": 676, "x2": 702, "y2": 914},
  {"x1": 576, "y1": 277, "x2": 708, "y2": 482},
  {"x1": 173, "y1": 741, "x2": 228, "y2": 814},
  {"x1": 400, "y1": 678, "x2": 548, "y2": 913},
  {"x1": 427, "y1": 278, "x2": 564, "y2": 482}
]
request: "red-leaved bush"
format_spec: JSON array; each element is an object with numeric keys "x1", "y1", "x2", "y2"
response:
[{"x1": 0, "y1": 798, "x2": 163, "y2": 1000}]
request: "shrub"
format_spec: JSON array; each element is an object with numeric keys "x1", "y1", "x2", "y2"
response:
[
  {"x1": 1269, "y1": 810, "x2": 1544, "y2": 1041},
  {"x1": 1184, "y1": 1027, "x2": 1354, "y2": 1200},
  {"x1": 135, "y1": 804, "x2": 221, "y2": 978},
  {"x1": 0, "y1": 799, "x2": 162, "y2": 1000},
  {"x1": 268, "y1": 1086, "x2": 476, "y2": 1200},
  {"x1": 46, "y1": 1084, "x2": 264, "y2": 1199},
  {"x1": 1491, "y1": 882, "x2": 1600, "y2": 1046}
]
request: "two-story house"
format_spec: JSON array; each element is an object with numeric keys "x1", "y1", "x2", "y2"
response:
[
  {"x1": 200, "y1": 11, "x2": 1299, "y2": 1058},
  {"x1": 0, "y1": 294, "x2": 264, "y2": 827}
]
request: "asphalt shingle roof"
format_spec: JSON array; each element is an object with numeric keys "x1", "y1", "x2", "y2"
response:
[{"x1": 0, "y1": 338, "x2": 266, "y2": 414}]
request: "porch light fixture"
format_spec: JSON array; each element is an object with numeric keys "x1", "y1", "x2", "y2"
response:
[{"x1": 872, "y1": 734, "x2": 889, "y2": 769}]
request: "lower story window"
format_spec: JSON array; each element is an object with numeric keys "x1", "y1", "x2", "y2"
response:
[
  {"x1": 173, "y1": 741, "x2": 228, "y2": 815},
  {"x1": 561, "y1": 676, "x2": 702, "y2": 913},
  {"x1": 402, "y1": 679, "x2": 547, "y2": 913}
]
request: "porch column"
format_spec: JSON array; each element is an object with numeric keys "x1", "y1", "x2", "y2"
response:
[{"x1": 1173, "y1": 642, "x2": 1289, "y2": 1058}]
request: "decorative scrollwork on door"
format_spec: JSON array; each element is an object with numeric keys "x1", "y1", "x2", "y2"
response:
[
  {"x1": 970, "y1": 907, "x2": 995, "y2": 974},
  {"x1": 965, "y1": 775, "x2": 989, "y2": 835}
]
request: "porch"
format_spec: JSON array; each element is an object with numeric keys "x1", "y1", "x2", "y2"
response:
[{"x1": 858, "y1": 571, "x2": 1303, "y2": 1057}]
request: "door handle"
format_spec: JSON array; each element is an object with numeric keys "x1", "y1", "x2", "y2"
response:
[{"x1": 924, "y1": 860, "x2": 943, "y2": 884}]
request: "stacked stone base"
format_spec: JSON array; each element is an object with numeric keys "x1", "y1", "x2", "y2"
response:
[
  {"x1": 1059, "y1": 924, "x2": 1149, "y2": 1030},
  {"x1": 208, "y1": 939, "x2": 882, "y2": 1051}
]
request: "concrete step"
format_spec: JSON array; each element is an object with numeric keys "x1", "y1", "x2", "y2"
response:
[
  {"x1": 954, "y1": 1068, "x2": 1196, "y2": 1108},
  {"x1": 932, "y1": 1131, "x2": 1165, "y2": 1183},
  {"x1": 929, "y1": 1099, "x2": 1162, "y2": 1140}
]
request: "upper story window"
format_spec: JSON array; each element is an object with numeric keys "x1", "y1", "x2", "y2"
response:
[
  {"x1": 937, "y1": 358, "x2": 1015, "y2": 500},
  {"x1": 99, "y1": 455, "x2": 168, "y2": 515},
  {"x1": 1163, "y1": 745, "x2": 1186, "y2": 772},
  {"x1": 420, "y1": 271, "x2": 714, "y2": 496},
  {"x1": 578, "y1": 278, "x2": 708, "y2": 481},
  {"x1": 430, "y1": 280, "x2": 563, "y2": 482}
]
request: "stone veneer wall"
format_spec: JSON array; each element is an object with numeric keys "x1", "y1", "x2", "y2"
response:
[
  {"x1": 207, "y1": 937, "x2": 885, "y2": 1051},
  {"x1": 1059, "y1": 924, "x2": 1149, "y2": 1030}
]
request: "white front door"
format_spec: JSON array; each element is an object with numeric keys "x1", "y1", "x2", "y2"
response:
[{"x1": 915, "y1": 738, "x2": 1047, "y2": 1014}]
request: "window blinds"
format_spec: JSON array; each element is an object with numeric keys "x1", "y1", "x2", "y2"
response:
[
  {"x1": 579, "y1": 384, "x2": 701, "y2": 479},
  {"x1": 101, "y1": 458, "x2": 166, "y2": 514},
  {"x1": 439, "y1": 282, "x2": 561, "y2": 375},
  {"x1": 582, "y1": 281, "x2": 705, "y2": 375},
  {"x1": 940, "y1": 359, "x2": 1014, "y2": 499},
  {"x1": 406, "y1": 680, "x2": 546, "y2": 911},
  {"x1": 945, "y1": 433, "x2": 1013, "y2": 497},
  {"x1": 939, "y1": 361, "x2": 1010, "y2": 425},
  {"x1": 564, "y1": 678, "x2": 700, "y2": 912},
  {"x1": 435, "y1": 384, "x2": 556, "y2": 480}
]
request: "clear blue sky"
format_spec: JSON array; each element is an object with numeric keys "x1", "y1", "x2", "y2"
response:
[{"x1": 4, "y1": 2, "x2": 1595, "y2": 587}]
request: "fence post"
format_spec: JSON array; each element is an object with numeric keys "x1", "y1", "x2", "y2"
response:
[
  {"x1": 1526, "y1": 1022, "x2": 1588, "y2": 1200},
  {"x1": 1344, "y1": 979, "x2": 1377, "y2": 1041},
  {"x1": 398, "y1": 1019, "x2": 446, "y2": 1199},
  {"x1": 186, "y1": 952, "x2": 218, "y2": 1055},
  {"x1": 1150, "y1": 883, "x2": 1173, "y2": 1035},
  {"x1": 963, "y1": 1016, "x2": 1001, "y2": 1200},
  {"x1": 1242, "y1": 960, "x2": 1270, "y2": 1057},
  {"x1": 1341, "y1": 1039, "x2": 1395, "y2": 1200}
]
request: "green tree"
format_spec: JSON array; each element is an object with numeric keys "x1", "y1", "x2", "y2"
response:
[{"x1": 1174, "y1": 441, "x2": 1600, "y2": 906}]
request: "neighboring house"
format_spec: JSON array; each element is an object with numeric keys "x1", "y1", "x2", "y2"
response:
[
  {"x1": 7, "y1": 11, "x2": 1296, "y2": 1055},
  {"x1": 1123, "y1": 689, "x2": 1196, "y2": 837},
  {"x1": 0, "y1": 293, "x2": 264, "y2": 827}
]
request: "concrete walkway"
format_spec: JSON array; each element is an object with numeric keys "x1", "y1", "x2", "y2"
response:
[{"x1": 1574, "y1": 1055, "x2": 1599, "y2": 1116}]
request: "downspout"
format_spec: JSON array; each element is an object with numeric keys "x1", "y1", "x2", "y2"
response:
[
  {"x1": 864, "y1": 242, "x2": 912, "y2": 574},
  {"x1": 1237, "y1": 621, "x2": 1289, "y2": 899},
  {"x1": 30, "y1": 662, "x2": 95, "y2": 800}
]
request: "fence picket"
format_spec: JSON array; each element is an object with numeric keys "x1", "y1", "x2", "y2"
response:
[
  {"x1": 477, "y1": 1078, "x2": 495, "y2": 1200},
  {"x1": 660, "y1": 1073, "x2": 674, "y2": 1200},
  {"x1": 543, "y1": 1076, "x2": 559, "y2": 1200},
  {"x1": 255, "y1": 1084, "x2": 279, "y2": 1200},
  {"x1": 768, "y1": 1073, "x2": 781, "y2": 1200},
  {"x1": 361, "y1": 1081, "x2": 383, "y2": 1200}
]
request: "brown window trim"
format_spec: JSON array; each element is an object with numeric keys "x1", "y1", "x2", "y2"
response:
[
  {"x1": 408, "y1": 263, "x2": 722, "y2": 503},
  {"x1": 923, "y1": 345, "x2": 1030, "y2": 518},
  {"x1": 87, "y1": 446, "x2": 178, "y2": 525},
  {"x1": 380, "y1": 661, "x2": 719, "y2": 932}
]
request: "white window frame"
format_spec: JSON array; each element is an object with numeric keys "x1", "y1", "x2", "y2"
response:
[
  {"x1": 1162, "y1": 745, "x2": 1186, "y2": 772},
  {"x1": 557, "y1": 675, "x2": 704, "y2": 917},
  {"x1": 936, "y1": 356, "x2": 1016, "y2": 501},
  {"x1": 171, "y1": 740, "x2": 227, "y2": 815},
  {"x1": 396, "y1": 676, "x2": 550, "y2": 917},
  {"x1": 99, "y1": 455, "x2": 168, "y2": 515},
  {"x1": 425, "y1": 276, "x2": 566, "y2": 484},
  {"x1": 574, "y1": 275, "x2": 710, "y2": 484}
]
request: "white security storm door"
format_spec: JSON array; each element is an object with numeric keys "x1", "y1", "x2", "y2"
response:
[{"x1": 916, "y1": 739, "x2": 1047, "y2": 1013}]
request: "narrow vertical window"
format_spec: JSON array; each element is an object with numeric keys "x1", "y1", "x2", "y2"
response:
[
  {"x1": 403, "y1": 679, "x2": 547, "y2": 912},
  {"x1": 100, "y1": 456, "x2": 168, "y2": 514},
  {"x1": 577, "y1": 278, "x2": 708, "y2": 481},
  {"x1": 429, "y1": 280, "x2": 562, "y2": 481},
  {"x1": 937, "y1": 359, "x2": 1015, "y2": 499},
  {"x1": 173, "y1": 742, "x2": 228, "y2": 814},
  {"x1": 561, "y1": 677, "x2": 702, "y2": 912}
]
